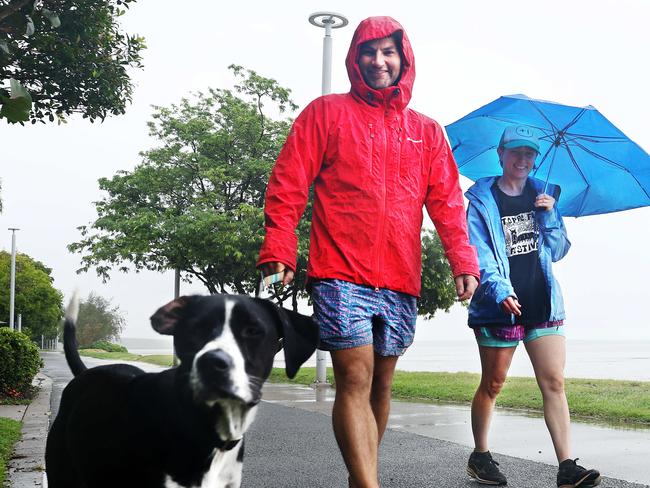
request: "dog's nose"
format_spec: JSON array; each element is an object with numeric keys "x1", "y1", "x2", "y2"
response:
[{"x1": 199, "y1": 350, "x2": 233, "y2": 373}]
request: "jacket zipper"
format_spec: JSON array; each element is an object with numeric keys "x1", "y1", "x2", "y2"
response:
[
  {"x1": 374, "y1": 117, "x2": 387, "y2": 290},
  {"x1": 368, "y1": 121, "x2": 380, "y2": 290},
  {"x1": 470, "y1": 192, "x2": 507, "y2": 277}
]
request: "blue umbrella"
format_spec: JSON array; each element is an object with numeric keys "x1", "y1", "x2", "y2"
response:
[{"x1": 445, "y1": 94, "x2": 650, "y2": 217}]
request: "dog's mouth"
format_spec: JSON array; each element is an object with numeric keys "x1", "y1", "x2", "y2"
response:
[
  {"x1": 212, "y1": 398, "x2": 258, "y2": 442},
  {"x1": 191, "y1": 380, "x2": 259, "y2": 408}
]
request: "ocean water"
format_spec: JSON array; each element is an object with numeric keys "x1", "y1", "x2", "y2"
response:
[
  {"x1": 120, "y1": 337, "x2": 650, "y2": 381},
  {"x1": 283, "y1": 339, "x2": 650, "y2": 382},
  {"x1": 399, "y1": 339, "x2": 650, "y2": 381}
]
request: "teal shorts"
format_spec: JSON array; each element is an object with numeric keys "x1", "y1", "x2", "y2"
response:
[{"x1": 474, "y1": 325, "x2": 565, "y2": 348}]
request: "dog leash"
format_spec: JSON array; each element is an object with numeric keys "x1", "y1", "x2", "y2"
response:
[{"x1": 256, "y1": 271, "x2": 284, "y2": 298}]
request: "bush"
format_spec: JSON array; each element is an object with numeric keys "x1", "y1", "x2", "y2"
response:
[
  {"x1": 86, "y1": 340, "x2": 128, "y2": 353},
  {"x1": 0, "y1": 328, "x2": 42, "y2": 400}
]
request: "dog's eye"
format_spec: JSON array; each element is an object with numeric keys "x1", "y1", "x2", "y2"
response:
[{"x1": 241, "y1": 325, "x2": 265, "y2": 340}]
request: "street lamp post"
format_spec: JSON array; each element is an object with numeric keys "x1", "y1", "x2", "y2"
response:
[
  {"x1": 173, "y1": 268, "x2": 180, "y2": 367},
  {"x1": 8, "y1": 228, "x2": 19, "y2": 330},
  {"x1": 308, "y1": 12, "x2": 348, "y2": 386}
]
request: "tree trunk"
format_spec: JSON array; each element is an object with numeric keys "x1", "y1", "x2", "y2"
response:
[
  {"x1": 292, "y1": 288, "x2": 298, "y2": 312},
  {"x1": 0, "y1": 0, "x2": 32, "y2": 23}
]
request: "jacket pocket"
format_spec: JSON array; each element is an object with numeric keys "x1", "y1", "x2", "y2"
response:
[
  {"x1": 328, "y1": 122, "x2": 374, "y2": 177},
  {"x1": 399, "y1": 137, "x2": 424, "y2": 196}
]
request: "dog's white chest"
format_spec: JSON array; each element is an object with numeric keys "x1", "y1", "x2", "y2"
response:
[{"x1": 164, "y1": 442, "x2": 244, "y2": 488}]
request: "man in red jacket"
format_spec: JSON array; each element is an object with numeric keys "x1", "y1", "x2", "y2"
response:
[{"x1": 258, "y1": 16, "x2": 479, "y2": 488}]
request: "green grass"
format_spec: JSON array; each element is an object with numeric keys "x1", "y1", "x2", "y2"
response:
[
  {"x1": 0, "y1": 417, "x2": 21, "y2": 484},
  {"x1": 75, "y1": 351, "x2": 650, "y2": 426},
  {"x1": 79, "y1": 349, "x2": 174, "y2": 367},
  {"x1": 269, "y1": 367, "x2": 650, "y2": 426}
]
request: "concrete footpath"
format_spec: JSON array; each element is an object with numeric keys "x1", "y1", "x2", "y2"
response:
[
  {"x1": 1, "y1": 372, "x2": 50, "y2": 487},
  {"x1": 2, "y1": 352, "x2": 648, "y2": 487}
]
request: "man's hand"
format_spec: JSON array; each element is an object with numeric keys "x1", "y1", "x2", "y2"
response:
[
  {"x1": 455, "y1": 274, "x2": 479, "y2": 301},
  {"x1": 534, "y1": 193, "x2": 555, "y2": 212},
  {"x1": 259, "y1": 262, "x2": 295, "y2": 286},
  {"x1": 501, "y1": 296, "x2": 522, "y2": 316}
]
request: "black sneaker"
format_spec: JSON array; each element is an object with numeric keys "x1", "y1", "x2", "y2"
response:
[
  {"x1": 467, "y1": 450, "x2": 507, "y2": 485},
  {"x1": 557, "y1": 458, "x2": 601, "y2": 488}
]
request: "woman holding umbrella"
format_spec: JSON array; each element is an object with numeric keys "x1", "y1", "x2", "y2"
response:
[{"x1": 464, "y1": 124, "x2": 601, "y2": 488}]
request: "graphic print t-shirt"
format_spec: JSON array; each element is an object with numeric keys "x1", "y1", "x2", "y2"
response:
[{"x1": 492, "y1": 181, "x2": 550, "y2": 325}]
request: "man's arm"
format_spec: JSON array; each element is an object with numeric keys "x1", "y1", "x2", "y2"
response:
[
  {"x1": 257, "y1": 98, "x2": 329, "y2": 276},
  {"x1": 423, "y1": 126, "x2": 480, "y2": 292}
]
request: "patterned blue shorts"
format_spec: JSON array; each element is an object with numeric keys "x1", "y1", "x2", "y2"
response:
[{"x1": 310, "y1": 279, "x2": 417, "y2": 356}]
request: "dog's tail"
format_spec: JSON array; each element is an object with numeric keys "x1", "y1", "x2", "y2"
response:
[{"x1": 63, "y1": 292, "x2": 87, "y2": 377}]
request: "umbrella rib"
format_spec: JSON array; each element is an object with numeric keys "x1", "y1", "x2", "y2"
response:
[
  {"x1": 560, "y1": 142, "x2": 590, "y2": 188},
  {"x1": 564, "y1": 133, "x2": 629, "y2": 143},
  {"x1": 572, "y1": 140, "x2": 650, "y2": 201},
  {"x1": 572, "y1": 140, "x2": 629, "y2": 170},
  {"x1": 532, "y1": 110, "x2": 583, "y2": 180},
  {"x1": 528, "y1": 100, "x2": 560, "y2": 133},
  {"x1": 455, "y1": 145, "x2": 497, "y2": 169},
  {"x1": 479, "y1": 114, "x2": 549, "y2": 133},
  {"x1": 560, "y1": 108, "x2": 588, "y2": 133}
]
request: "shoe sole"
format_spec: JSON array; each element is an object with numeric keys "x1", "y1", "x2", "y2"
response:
[
  {"x1": 558, "y1": 473, "x2": 602, "y2": 488},
  {"x1": 467, "y1": 466, "x2": 507, "y2": 485}
]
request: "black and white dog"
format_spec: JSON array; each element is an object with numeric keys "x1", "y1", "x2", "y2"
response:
[{"x1": 45, "y1": 294, "x2": 319, "y2": 488}]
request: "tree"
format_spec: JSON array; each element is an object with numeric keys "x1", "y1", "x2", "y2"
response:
[
  {"x1": 419, "y1": 229, "x2": 461, "y2": 318},
  {"x1": 0, "y1": 0, "x2": 145, "y2": 123},
  {"x1": 69, "y1": 65, "x2": 299, "y2": 298},
  {"x1": 74, "y1": 292, "x2": 125, "y2": 347},
  {"x1": 0, "y1": 251, "x2": 63, "y2": 340},
  {"x1": 69, "y1": 65, "x2": 459, "y2": 316}
]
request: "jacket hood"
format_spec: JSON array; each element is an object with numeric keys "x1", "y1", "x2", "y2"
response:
[{"x1": 345, "y1": 16, "x2": 414, "y2": 110}]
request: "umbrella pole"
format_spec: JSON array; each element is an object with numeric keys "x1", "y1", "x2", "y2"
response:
[{"x1": 542, "y1": 144, "x2": 559, "y2": 195}]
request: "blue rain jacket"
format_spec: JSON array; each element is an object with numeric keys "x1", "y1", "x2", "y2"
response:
[{"x1": 465, "y1": 176, "x2": 571, "y2": 327}]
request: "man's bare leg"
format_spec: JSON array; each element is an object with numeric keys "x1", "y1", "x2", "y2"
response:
[
  {"x1": 347, "y1": 354, "x2": 399, "y2": 487},
  {"x1": 331, "y1": 345, "x2": 379, "y2": 488},
  {"x1": 370, "y1": 353, "x2": 399, "y2": 443}
]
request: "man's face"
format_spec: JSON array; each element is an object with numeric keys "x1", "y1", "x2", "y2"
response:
[
  {"x1": 498, "y1": 146, "x2": 538, "y2": 179},
  {"x1": 357, "y1": 37, "x2": 402, "y2": 90}
]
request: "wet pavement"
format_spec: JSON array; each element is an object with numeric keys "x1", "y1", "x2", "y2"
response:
[
  {"x1": 263, "y1": 382, "x2": 650, "y2": 485},
  {"x1": 5, "y1": 352, "x2": 648, "y2": 487}
]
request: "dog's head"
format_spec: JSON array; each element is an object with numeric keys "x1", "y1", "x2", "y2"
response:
[{"x1": 150, "y1": 294, "x2": 318, "y2": 408}]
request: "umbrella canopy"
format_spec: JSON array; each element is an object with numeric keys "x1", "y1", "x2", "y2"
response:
[{"x1": 445, "y1": 94, "x2": 650, "y2": 217}]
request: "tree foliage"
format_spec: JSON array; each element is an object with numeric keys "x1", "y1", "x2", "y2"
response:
[
  {"x1": 69, "y1": 65, "x2": 300, "y2": 297},
  {"x1": 0, "y1": 0, "x2": 145, "y2": 123},
  {"x1": 419, "y1": 229, "x2": 459, "y2": 318},
  {"x1": 69, "y1": 65, "x2": 459, "y2": 316},
  {"x1": 0, "y1": 251, "x2": 63, "y2": 340},
  {"x1": 0, "y1": 327, "x2": 41, "y2": 398},
  {"x1": 74, "y1": 292, "x2": 125, "y2": 347}
]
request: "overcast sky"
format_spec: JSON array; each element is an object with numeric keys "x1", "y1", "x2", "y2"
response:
[{"x1": 1, "y1": 0, "x2": 649, "y2": 343}]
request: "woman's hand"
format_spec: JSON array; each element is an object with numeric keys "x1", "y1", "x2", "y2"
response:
[
  {"x1": 535, "y1": 193, "x2": 555, "y2": 212},
  {"x1": 501, "y1": 296, "x2": 522, "y2": 316}
]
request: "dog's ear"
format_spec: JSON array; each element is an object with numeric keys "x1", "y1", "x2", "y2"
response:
[
  {"x1": 150, "y1": 296, "x2": 191, "y2": 335},
  {"x1": 254, "y1": 298, "x2": 319, "y2": 379}
]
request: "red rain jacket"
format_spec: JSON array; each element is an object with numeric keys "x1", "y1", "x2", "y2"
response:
[{"x1": 258, "y1": 16, "x2": 479, "y2": 296}]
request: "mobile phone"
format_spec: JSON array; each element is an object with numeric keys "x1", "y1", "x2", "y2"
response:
[{"x1": 263, "y1": 271, "x2": 285, "y2": 288}]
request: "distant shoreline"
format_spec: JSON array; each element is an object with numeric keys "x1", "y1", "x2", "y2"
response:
[
  {"x1": 115, "y1": 338, "x2": 650, "y2": 382},
  {"x1": 76, "y1": 350, "x2": 649, "y2": 427}
]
